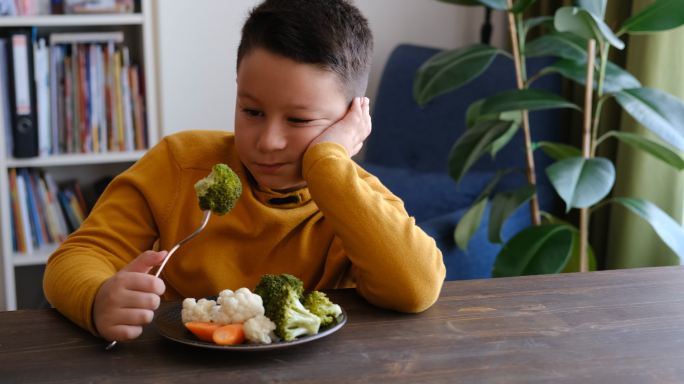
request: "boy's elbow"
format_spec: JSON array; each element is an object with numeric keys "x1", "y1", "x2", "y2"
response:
[
  {"x1": 399, "y1": 278, "x2": 445, "y2": 313},
  {"x1": 362, "y1": 273, "x2": 445, "y2": 314}
]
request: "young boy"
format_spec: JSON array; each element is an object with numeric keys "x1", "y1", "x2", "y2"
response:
[{"x1": 43, "y1": 0, "x2": 446, "y2": 343}]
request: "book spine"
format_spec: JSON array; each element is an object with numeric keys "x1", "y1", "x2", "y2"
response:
[
  {"x1": 8, "y1": 169, "x2": 27, "y2": 253},
  {"x1": 15, "y1": 173, "x2": 34, "y2": 254}
]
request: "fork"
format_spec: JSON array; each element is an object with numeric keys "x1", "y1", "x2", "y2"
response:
[{"x1": 105, "y1": 210, "x2": 212, "y2": 350}]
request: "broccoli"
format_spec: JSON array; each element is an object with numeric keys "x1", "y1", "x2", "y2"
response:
[
  {"x1": 254, "y1": 274, "x2": 320, "y2": 341},
  {"x1": 194, "y1": 163, "x2": 242, "y2": 215},
  {"x1": 302, "y1": 291, "x2": 342, "y2": 327}
]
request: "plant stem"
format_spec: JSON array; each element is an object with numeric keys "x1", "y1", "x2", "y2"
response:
[
  {"x1": 591, "y1": 44, "x2": 610, "y2": 157},
  {"x1": 580, "y1": 39, "x2": 597, "y2": 273},
  {"x1": 506, "y1": 0, "x2": 540, "y2": 226}
]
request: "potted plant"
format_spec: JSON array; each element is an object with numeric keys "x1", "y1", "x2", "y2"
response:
[{"x1": 414, "y1": 0, "x2": 684, "y2": 276}]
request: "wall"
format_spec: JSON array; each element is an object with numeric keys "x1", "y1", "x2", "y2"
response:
[{"x1": 155, "y1": 0, "x2": 507, "y2": 136}]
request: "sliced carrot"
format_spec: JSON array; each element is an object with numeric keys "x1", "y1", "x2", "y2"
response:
[
  {"x1": 184, "y1": 321, "x2": 221, "y2": 342},
  {"x1": 212, "y1": 323, "x2": 246, "y2": 345}
]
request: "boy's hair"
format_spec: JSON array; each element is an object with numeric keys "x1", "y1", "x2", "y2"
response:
[{"x1": 237, "y1": 0, "x2": 373, "y2": 99}]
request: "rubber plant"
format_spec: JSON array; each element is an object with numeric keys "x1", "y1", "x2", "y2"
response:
[{"x1": 414, "y1": 0, "x2": 684, "y2": 276}]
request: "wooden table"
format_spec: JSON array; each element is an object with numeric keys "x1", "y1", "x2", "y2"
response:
[{"x1": 2, "y1": 267, "x2": 684, "y2": 383}]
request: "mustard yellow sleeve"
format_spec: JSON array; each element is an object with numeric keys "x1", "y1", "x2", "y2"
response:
[
  {"x1": 43, "y1": 139, "x2": 180, "y2": 334},
  {"x1": 302, "y1": 142, "x2": 446, "y2": 313}
]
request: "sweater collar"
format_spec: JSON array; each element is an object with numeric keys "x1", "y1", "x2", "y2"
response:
[{"x1": 244, "y1": 169, "x2": 312, "y2": 208}]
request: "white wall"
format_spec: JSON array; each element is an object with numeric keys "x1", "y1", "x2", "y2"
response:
[{"x1": 155, "y1": 0, "x2": 506, "y2": 136}]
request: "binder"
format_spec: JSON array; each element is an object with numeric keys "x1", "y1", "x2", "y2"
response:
[{"x1": 6, "y1": 29, "x2": 39, "y2": 158}]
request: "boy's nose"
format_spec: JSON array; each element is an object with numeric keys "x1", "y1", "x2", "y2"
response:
[{"x1": 256, "y1": 122, "x2": 287, "y2": 152}]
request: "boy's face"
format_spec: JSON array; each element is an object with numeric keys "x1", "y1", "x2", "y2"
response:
[{"x1": 234, "y1": 48, "x2": 349, "y2": 192}]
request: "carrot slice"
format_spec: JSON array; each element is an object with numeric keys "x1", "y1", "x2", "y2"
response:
[
  {"x1": 212, "y1": 323, "x2": 246, "y2": 345},
  {"x1": 184, "y1": 321, "x2": 221, "y2": 342}
]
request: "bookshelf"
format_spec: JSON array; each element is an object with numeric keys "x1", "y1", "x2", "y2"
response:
[{"x1": 0, "y1": 0, "x2": 158, "y2": 310}]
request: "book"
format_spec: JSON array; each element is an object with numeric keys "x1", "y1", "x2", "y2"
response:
[
  {"x1": 0, "y1": 39, "x2": 12, "y2": 156},
  {"x1": 19, "y1": 168, "x2": 43, "y2": 247},
  {"x1": 27, "y1": 170, "x2": 51, "y2": 244},
  {"x1": 6, "y1": 29, "x2": 39, "y2": 158},
  {"x1": 15, "y1": 173, "x2": 34, "y2": 253},
  {"x1": 57, "y1": 190, "x2": 79, "y2": 233},
  {"x1": 113, "y1": 48, "x2": 124, "y2": 151},
  {"x1": 8, "y1": 169, "x2": 27, "y2": 253},
  {"x1": 43, "y1": 172, "x2": 69, "y2": 237},
  {"x1": 120, "y1": 46, "x2": 134, "y2": 151},
  {"x1": 49, "y1": 32, "x2": 125, "y2": 45},
  {"x1": 35, "y1": 172, "x2": 64, "y2": 243},
  {"x1": 60, "y1": 179, "x2": 88, "y2": 216},
  {"x1": 34, "y1": 38, "x2": 51, "y2": 156}
]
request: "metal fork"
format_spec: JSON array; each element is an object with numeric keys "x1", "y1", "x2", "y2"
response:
[{"x1": 105, "y1": 210, "x2": 212, "y2": 350}]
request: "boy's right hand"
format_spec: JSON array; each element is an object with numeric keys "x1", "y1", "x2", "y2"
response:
[{"x1": 93, "y1": 250, "x2": 167, "y2": 342}]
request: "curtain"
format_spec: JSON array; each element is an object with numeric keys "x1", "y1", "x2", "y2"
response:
[{"x1": 605, "y1": 0, "x2": 684, "y2": 268}]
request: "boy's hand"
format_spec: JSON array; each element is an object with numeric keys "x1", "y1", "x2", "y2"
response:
[
  {"x1": 310, "y1": 96, "x2": 372, "y2": 157},
  {"x1": 93, "y1": 251, "x2": 166, "y2": 342}
]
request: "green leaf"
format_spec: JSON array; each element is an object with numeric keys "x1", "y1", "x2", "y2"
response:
[
  {"x1": 492, "y1": 224, "x2": 574, "y2": 277},
  {"x1": 488, "y1": 185, "x2": 535, "y2": 243},
  {"x1": 474, "y1": 169, "x2": 515, "y2": 202},
  {"x1": 620, "y1": 0, "x2": 684, "y2": 34},
  {"x1": 466, "y1": 100, "x2": 486, "y2": 128},
  {"x1": 554, "y1": 6, "x2": 625, "y2": 50},
  {"x1": 546, "y1": 157, "x2": 616, "y2": 211},
  {"x1": 467, "y1": 100, "x2": 523, "y2": 128},
  {"x1": 511, "y1": 0, "x2": 537, "y2": 13},
  {"x1": 479, "y1": 89, "x2": 580, "y2": 115},
  {"x1": 524, "y1": 16, "x2": 555, "y2": 36},
  {"x1": 607, "y1": 131, "x2": 684, "y2": 170},
  {"x1": 541, "y1": 59, "x2": 640, "y2": 93},
  {"x1": 414, "y1": 44, "x2": 505, "y2": 106},
  {"x1": 454, "y1": 198, "x2": 489, "y2": 251},
  {"x1": 525, "y1": 32, "x2": 588, "y2": 61},
  {"x1": 561, "y1": 226, "x2": 597, "y2": 272},
  {"x1": 574, "y1": 0, "x2": 607, "y2": 19},
  {"x1": 438, "y1": 0, "x2": 508, "y2": 9},
  {"x1": 538, "y1": 213, "x2": 597, "y2": 271},
  {"x1": 448, "y1": 120, "x2": 517, "y2": 183},
  {"x1": 611, "y1": 197, "x2": 684, "y2": 260},
  {"x1": 490, "y1": 120, "x2": 520, "y2": 157},
  {"x1": 614, "y1": 87, "x2": 684, "y2": 151},
  {"x1": 536, "y1": 141, "x2": 583, "y2": 160}
]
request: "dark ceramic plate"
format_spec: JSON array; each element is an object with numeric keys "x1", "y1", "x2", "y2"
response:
[{"x1": 154, "y1": 300, "x2": 347, "y2": 351}]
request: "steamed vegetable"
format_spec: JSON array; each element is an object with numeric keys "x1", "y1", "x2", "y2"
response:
[
  {"x1": 303, "y1": 291, "x2": 343, "y2": 327},
  {"x1": 254, "y1": 274, "x2": 321, "y2": 341},
  {"x1": 194, "y1": 163, "x2": 242, "y2": 215}
]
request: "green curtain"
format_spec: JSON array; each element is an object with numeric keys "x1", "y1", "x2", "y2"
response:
[{"x1": 605, "y1": 0, "x2": 684, "y2": 268}]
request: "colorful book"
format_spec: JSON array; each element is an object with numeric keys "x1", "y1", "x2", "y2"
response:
[
  {"x1": 19, "y1": 169, "x2": 43, "y2": 247},
  {"x1": 8, "y1": 169, "x2": 27, "y2": 253},
  {"x1": 15, "y1": 173, "x2": 34, "y2": 254}
]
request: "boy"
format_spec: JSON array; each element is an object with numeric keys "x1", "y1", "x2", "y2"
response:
[{"x1": 43, "y1": 0, "x2": 446, "y2": 343}]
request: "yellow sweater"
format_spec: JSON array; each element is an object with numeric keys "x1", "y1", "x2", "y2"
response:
[{"x1": 43, "y1": 131, "x2": 446, "y2": 334}]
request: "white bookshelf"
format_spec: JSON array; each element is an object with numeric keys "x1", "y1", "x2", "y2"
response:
[{"x1": 0, "y1": 0, "x2": 158, "y2": 310}]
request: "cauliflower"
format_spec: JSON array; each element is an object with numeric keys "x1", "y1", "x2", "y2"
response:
[
  {"x1": 182, "y1": 288, "x2": 265, "y2": 325},
  {"x1": 181, "y1": 298, "x2": 217, "y2": 323},
  {"x1": 243, "y1": 315, "x2": 277, "y2": 344},
  {"x1": 182, "y1": 287, "x2": 274, "y2": 344},
  {"x1": 211, "y1": 287, "x2": 265, "y2": 324}
]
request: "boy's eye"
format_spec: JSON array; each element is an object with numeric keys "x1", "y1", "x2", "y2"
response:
[
  {"x1": 288, "y1": 117, "x2": 314, "y2": 124},
  {"x1": 242, "y1": 108, "x2": 264, "y2": 118}
]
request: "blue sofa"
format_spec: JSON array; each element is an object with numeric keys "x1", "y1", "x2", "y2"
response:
[{"x1": 360, "y1": 44, "x2": 565, "y2": 280}]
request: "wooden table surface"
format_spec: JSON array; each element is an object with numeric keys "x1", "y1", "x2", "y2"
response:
[{"x1": 2, "y1": 266, "x2": 684, "y2": 383}]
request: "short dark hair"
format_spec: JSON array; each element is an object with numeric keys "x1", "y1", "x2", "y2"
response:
[{"x1": 237, "y1": 0, "x2": 373, "y2": 99}]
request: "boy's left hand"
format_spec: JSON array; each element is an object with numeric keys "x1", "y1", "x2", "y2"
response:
[{"x1": 310, "y1": 97, "x2": 371, "y2": 157}]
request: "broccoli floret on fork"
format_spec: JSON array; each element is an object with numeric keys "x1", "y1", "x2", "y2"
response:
[{"x1": 194, "y1": 163, "x2": 242, "y2": 215}]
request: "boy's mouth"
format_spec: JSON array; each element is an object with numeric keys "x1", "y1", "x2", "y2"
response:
[{"x1": 253, "y1": 162, "x2": 286, "y2": 174}]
